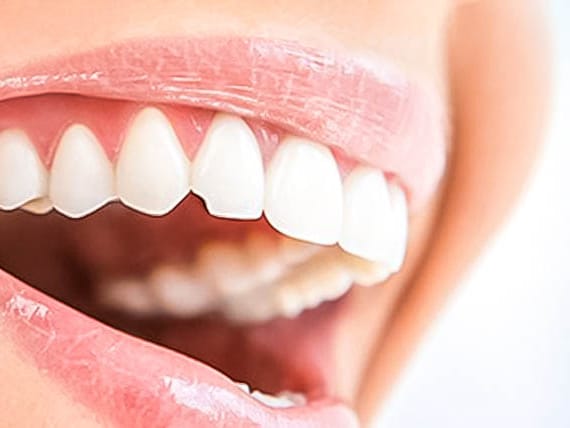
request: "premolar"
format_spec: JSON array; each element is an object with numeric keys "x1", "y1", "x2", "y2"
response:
[
  {"x1": 264, "y1": 137, "x2": 343, "y2": 246},
  {"x1": 192, "y1": 113, "x2": 264, "y2": 219},
  {"x1": 116, "y1": 107, "x2": 191, "y2": 216},
  {"x1": 50, "y1": 124, "x2": 115, "y2": 218},
  {"x1": 0, "y1": 129, "x2": 48, "y2": 210}
]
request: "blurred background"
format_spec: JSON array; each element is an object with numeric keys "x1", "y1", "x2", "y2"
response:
[{"x1": 374, "y1": 1, "x2": 570, "y2": 427}]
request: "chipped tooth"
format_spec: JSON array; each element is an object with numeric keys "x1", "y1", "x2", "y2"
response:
[
  {"x1": 386, "y1": 182, "x2": 408, "y2": 272},
  {"x1": 116, "y1": 107, "x2": 191, "y2": 216},
  {"x1": 265, "y1": 137, "x2": 343, "y2": 245},
  {"x1": 150, "y1": 265, "x2": 218, "y2": 317},
  {"x1": 22, "y1": 197, "x2": 53, "y2": 215},
  {"x1": 96, "y1": 279, "x2": 159, "y2": 316},
  {"x1": 250, "y1": 390, "x2": 304, "y2": 408},
  {"x1": 340, "y1": 167, "x2": 392, "y2": 262},
  {"x1": 0, "y1": 129, "x2": 48, "y2": 210},
  {"x1": 50, "y1": 124, "x2": 115, "y2": 218},
  {"x1": 192, "y1": 114, "x2": 264, "y2": 219}
]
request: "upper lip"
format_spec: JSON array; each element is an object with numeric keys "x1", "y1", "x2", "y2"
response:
[{"x1": 0, "y1": 37, "x2": 446, "y2": 209}]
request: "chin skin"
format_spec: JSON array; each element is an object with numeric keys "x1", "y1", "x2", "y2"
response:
[{"x1": 0, "y1": 0, "x2": 550, "y2": 426}]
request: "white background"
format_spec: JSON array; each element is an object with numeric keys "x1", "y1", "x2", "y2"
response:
[{"x1": 374, "y1": 1, "x2": 570, "y2": 427}]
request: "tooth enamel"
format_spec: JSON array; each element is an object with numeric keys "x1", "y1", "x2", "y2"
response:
[
  {"x1": 96, "y1": 279, "x2": 159, "y2": 316},
  {"x1": 265, "y1": 137, "x2": 343, "y2": 245},
  {"x1": 49, "y1": 124, "x2": 115, "y2": 218},
  {"x1": 250, "y1": 390, "x2": 304, "y2": 408},
  {"x1": 340, "y1": 167, "x2": 393, "y2": 262},
  {"x1": 342, "y1": 252, "x2": 391, "y2": 287},
  {"x1": 22, "y1": 197, "x2": 53, "y2": 214},
  {"x1": 386, "y1": 182, "x2": 408, "y2": 272},
  {"x1": 150, "y1": 265, "x2": 218, "y2": 317},
  {"x1": 116, "y1": 107, "x2": 191, "y2": 216},
  {"x1": 0, "y1": 129, "x2": 48, "y2": 210},
  {"x1": 192, "y1": 114, "x2": 264, "y2": 219}
]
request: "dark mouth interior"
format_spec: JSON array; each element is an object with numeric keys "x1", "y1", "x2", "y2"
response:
[{"x1": 0, "y1": 194, "x2": 346, "y2": 398}]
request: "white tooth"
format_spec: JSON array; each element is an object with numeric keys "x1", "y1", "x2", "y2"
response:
[
  {"x1": 49, "y1": 124, "x2": 115, "y2": 218},
  {"x1": 192, "y1": 114, "x2": 264, "y2": 219},
  {"x1": 150, "y1": 265, "x2": 217, "y2": 317},
  {"x1": 342, "y1": 252, "x2": 391, "y2": 287},
  {"x1": 340, "y1": 167, "x2": 392, "y2": 262},
  {"x1": 0, "y1": 129, "x2": 48, "y2": 210},
  {"x1": 22, "y1": 197, "x2": 53, "y2": 214},
  {"x1": 265, "y1": 137, "x2": 342, "y2": 245},
  {"x1": 97, "y1": 279, "x2": 159, "y2": 316},
  {"x1": 250, "y1": 390, "x2": 303, "y2": 408},
  {"x1": 116, "y1": 107, "x2": 191, "y2": 216},
  {"x1": 386, "y1": 182, "x2": 408, "y2": 272}
]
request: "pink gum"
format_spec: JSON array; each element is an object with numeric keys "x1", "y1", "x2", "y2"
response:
[{"x1": 0, "y1": 94, "x2": 361, "y2": 177}]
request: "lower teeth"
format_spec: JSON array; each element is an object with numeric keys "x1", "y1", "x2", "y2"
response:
[
  {"x1": 235, "y1": 382, "x2": 307, "y2": 408},
  {"x1": 96, "y1": 232, "x2": 392, "y2": 322}
]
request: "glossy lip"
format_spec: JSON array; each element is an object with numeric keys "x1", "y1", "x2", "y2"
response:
[
  {"x1": 0, "y1": 270, "x2": 359, "y2": 427},
  {"x1": 0, "y1": 37, "x2": 446, "y2": 210}
]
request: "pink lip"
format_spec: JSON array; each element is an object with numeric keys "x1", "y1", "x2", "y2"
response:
[
  {"x1": 0, "y1": 270, "x2": 358, "y2": 427},
  {"x1": 0, "y1": 37, "x2": 446, "y2": 209}
]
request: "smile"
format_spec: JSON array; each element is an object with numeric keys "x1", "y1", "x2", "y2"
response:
[{"x1": 0, "y1": 37, "x2": 445, "y2": 427}]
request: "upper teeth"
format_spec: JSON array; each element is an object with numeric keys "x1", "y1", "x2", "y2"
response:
[{"x1": 0, "y1": 108, "x2": 408, "y2": 265}]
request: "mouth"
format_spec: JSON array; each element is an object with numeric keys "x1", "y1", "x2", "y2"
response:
[{"x1": 0, "y1": 37, "x2": 445, "y2": 427}]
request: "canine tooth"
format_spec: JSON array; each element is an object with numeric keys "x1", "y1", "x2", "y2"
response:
[
  {"x1": 386, "y1": 183, "x2": 408, "y2": 272},
  {"x1": 50, "y1": 124, "x2": 115, "y2": 218},
  {"x1": 116, "y1": 107, "x2": 191, "y2": 216},
  {"x1": 97, "y1": 279, "x2": 159, "y2": 316},
  {"x1": 265, "y1": 137, "x2": 342, "y2": 245},
  {"x1": 340, "y1": 167, "x2": 392, "y2": 262},
  {"x1": 0, "y1": 129, "x2": 48, "y2": 210},
  {"x1": 192, "y1": 114, "x2": 264, "y2": 219},
  {"x1": 150, "y1": 266, "x2": 218, "y2": 317},
  {"x1": 22, "y1": 197, "x2": 53, "y2": 214}
]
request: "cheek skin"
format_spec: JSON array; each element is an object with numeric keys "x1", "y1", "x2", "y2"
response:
[{"x1": 357, "y1": 0, "x2": 551, "y2": 424}]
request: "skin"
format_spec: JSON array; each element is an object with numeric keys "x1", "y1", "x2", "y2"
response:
[{"x1": 0, "y1": 0, "x2": 550, "y2": 426}]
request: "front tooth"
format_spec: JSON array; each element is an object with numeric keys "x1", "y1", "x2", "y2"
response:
[
  {"x1": 192, "y1": 114, "x2": 264, "y2": 219},
  {"x1": 0, "y1": 129, "x2": 48, "y2": 210},
  {"x1": 340, "y1": 167, "x2": 392, "y2": 262},
  {"x1": 386, "y1": 183, "x2": 408, "y2": 272},
  {"x1": 264, "y1": 137, "x2": 343, "y2": 245},
  {"x1": 50, "y1": 124, "x2": 115, "y2": 218},
  {"x1": 116, "y1": 107, "x2": 191, "y2": 216}
]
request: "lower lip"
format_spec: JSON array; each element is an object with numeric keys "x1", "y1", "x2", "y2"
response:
[{"x1": 0, "y1": 269, "x2": 358, "y2": 427}]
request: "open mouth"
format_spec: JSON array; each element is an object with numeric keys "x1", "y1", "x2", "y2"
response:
[{"x1": 0, "y1": 38, "x2": 445, "y2": 427}]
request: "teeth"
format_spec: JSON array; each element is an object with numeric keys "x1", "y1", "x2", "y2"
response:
[
  {"x1": 150, "y1": 265, "x2": 218, "y2": 317},
  {"x1": 265, "y1": 137, "x2": 343, "y2": 245},
  {"x1": 0, "y1": 129, "x2": 48, "y2": 210},
  {"x1": 340, "y1": 167, "x2": 393, "y2": 262},
  {"x1": 22, "y1": 197, "x2": 53, "y2": 214},
  {"x1": 49, "y1": 124, "x2": 115, "y2": 218},
  {"x1": 250, "y1": 390, "x2": 306, "y2": 408},
  {"x1": 96, "y1": 279, "x2": 159, "y2": 316},
  {"x1": 235, "y1": 382, "x2": 306, "y2": 409},
  {"x1": 386, "y1": 182, "x2": 408, "y2": 272},
  {"x1": 192, "y1": 114, "x2": 264, "y2": 219},
  {"x1": 116, "y1": 107, "x2": 191, "y2": 216}
]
